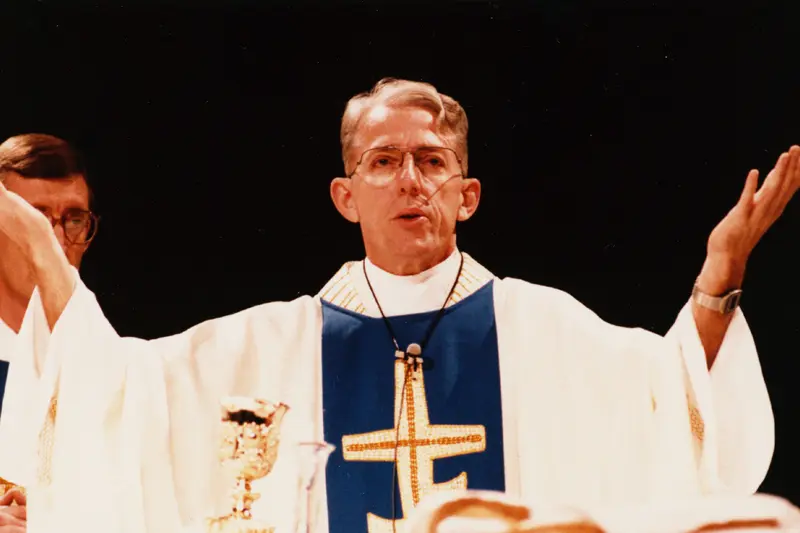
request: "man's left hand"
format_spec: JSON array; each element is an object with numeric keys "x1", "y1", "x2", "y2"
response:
[
  {"x1": 697, "y1": 145, "x2": 800, "y2": 294},
  {"x1": 0, "y1": 489, "x2": 25, "y2": 532}
]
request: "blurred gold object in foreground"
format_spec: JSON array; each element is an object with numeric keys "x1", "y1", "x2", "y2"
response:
[{"x1": 205, "y1": 397, "x2": 290, "y2": 533}]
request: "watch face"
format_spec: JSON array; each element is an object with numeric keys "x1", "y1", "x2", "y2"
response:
[{"x1": 722, "y1": 291, "x2": 743, "y2": 314}]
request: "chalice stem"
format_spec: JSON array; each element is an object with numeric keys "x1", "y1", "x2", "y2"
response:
[{"x1": 232, "y1": 477, "x2": 258, "y2": 519}]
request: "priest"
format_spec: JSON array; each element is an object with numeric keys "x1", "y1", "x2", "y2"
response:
[
  {"x1": 0, "y1": 132, "x2": 97, "y2": 377},
  {"x1": 0, "y1": 78, "x2": 797, "y2": 533},
  {"x1": 0, "y1": 133, "x2": 98, "y2": 533}
]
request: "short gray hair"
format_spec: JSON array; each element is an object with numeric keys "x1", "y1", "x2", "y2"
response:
[
  {"x1": 340, "y1": 78, "x2": 469, "y2": 175},
  {"x1": 0, "y1": 133, "x2": 86, "y2": 181},
  {"x1": 0, "y1": 133, "x2": 94, "y2": 207}
]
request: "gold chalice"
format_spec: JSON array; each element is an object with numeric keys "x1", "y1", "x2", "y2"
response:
[{"x1": 206, "y1": 397, "x2": 290, "y2": 533}]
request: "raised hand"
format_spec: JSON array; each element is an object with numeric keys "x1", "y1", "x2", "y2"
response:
[
  {"x1": 0, "y1": 178, "x2": 55, "y2": 262},
  {"x1": 0, "y1": 177, "x2": 77, "y2": 329},
  {"x1": 698, "y1": 145, "x2": 800, "y2": 293},
  {"x1": 0, "y1": 489, "x2": 25, "y2": 532}
]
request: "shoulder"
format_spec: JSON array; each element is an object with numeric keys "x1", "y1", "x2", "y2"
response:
[
  {"x1": 154, "y1": 294, "x2": 321, "y2": 349},
  {"x1": 220, "y1": 294, "x2": 321, "y2": 328},
  {"x1": 495, "y1": 276, "x2": 661, "y2": 348},
  {"x1": 171, "y1": 261, "x2": 365, "y2": 338},
  {"x1": 495, "y1": 276, "x2": 595, "y2": 317}
]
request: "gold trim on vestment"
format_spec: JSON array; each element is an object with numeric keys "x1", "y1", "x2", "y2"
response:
[
  {"x1": 319, "y1": 254, "x2": 495, "y2": 532},
  {"x1": 316, "y1": 253, "x2": 495, "y2": 314}
]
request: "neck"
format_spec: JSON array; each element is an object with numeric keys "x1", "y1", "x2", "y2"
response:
[{"x1": 367, "y1": 242, "x2": 456, "y2": 276}]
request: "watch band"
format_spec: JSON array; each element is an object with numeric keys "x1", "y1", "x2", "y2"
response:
[{"x1": 691, "y1": 284, "x2": 743, "y2": 315}]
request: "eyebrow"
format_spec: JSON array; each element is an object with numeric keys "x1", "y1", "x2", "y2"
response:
[
  {"x1": 369, "y1": 144, "x2": 449, "y2": 151},
  {"x1": 33, "y1": 204, "x2": 90, "y2": 213}
]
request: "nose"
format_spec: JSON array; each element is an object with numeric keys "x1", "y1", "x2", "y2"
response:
[{"x1": 397, "y1": 153, "x2": 422, "y2": 195}]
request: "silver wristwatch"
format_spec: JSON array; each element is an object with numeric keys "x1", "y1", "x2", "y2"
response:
[{"x1": 691, "y1": 284, "x2": 743, "y2": 315}]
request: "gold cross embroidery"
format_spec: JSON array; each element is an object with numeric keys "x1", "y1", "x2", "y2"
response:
[
  {"x1": 342, "y1": 361, "x2": 486, "y2": 533},
  {"x1": 37, "y1": 396, "x2": 57, "y2": 486}
]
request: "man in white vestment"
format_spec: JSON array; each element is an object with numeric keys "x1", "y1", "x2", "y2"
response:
[
  {"x1": 0, "y1": 79, "x2": 797, "y2": 533},
  {"x1": 0, "y1": 134, "x2": 97, "y2": 533}
]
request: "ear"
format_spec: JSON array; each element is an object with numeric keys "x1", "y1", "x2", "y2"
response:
[
  {"x1": 457, "y1": 178, "x2": 481, "y2": 222},
  {"x1": 330, "y1": 177, "x2": 359, "y2": 223}
]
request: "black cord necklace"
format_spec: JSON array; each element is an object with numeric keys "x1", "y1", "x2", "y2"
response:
[
  {"x1": 361, "y1": 251, "x2": 465, "y2": 531},
  {"x1": 362, "y1": 252, "x2": 465, "y2": 370}
]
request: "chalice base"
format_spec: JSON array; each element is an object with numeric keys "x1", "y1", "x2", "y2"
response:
[{"x1": 206, "y1": 516, "x2": 274, "y2": 533}]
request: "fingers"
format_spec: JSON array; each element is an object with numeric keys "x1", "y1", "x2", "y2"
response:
[
  {"x1": 776, "y1": 146, "x2": 799, "y2": 193},
  {"x1": 0, "y1": 490, "x2": 24, "y2": 508},
  {"x1": 739, "y1": 169, "x2": 759, "y2": 207},
  {"x1": 0, "y1": 506, "x2": 24, "y2": 521},
  {"x1": 788, "y1": 145, "x2": 800, "y2": 194},
  {"x1": 770, "y1": 147, "x2": 800, "y2": 215},
  {"x1": 753, "y1": 150, "x2": 793, "y2": 220},
  {"x1": 0, "y1": 493, "x2": 25, "y2": 530},
  {"x1": 0, "y1": 507, "x2": 24, "y2": 527}
]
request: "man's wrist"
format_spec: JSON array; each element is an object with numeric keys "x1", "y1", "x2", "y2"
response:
[
  {"x1": 696, "y1": 253, "x2": 746, "y2": 296},
  {"x1": 28, "y1": 230, "x2": 60, "y2": 278},
  {"x1": 27, "y1": 227, "x2": 74, "y2": 292}
]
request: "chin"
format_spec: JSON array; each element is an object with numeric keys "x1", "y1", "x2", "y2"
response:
[{"x1": 396, "y1": 238, "x2": 447, "y2": 259}]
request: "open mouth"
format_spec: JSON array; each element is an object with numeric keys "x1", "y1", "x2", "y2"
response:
[{"x1": 396, "y1": 208, "x2": 426, "y2": 221}]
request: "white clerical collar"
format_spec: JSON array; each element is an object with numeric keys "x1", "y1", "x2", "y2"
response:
[{"x1": 361, "y1": 249, "x2": 463, "y2": 317}]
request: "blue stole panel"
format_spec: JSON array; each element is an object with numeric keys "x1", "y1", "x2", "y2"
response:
[
  {"x1": 0, "y1": 360, "x2": 8, "y2": 417},
  {"x1": 321, "y1": 281, "x2": 505, "y2": 533}
]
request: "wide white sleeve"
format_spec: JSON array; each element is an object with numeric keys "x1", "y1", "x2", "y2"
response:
[
  {"x1": 0, "y1": 276, "x2": 321, "y2": 533},
  {"x1": 495, "y1": 278, "x2": 773, "y2": 505},
  {"x1": 666, "y1": 302, "x2": 774, "y2": 495},
  {"x1": 523, "y1": 282, "x2": 775, "y2": 496}
]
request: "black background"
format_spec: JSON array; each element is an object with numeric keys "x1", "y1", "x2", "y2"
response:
[{"x1": 2, "y1": 0, "x2": 798, "y2": 503}]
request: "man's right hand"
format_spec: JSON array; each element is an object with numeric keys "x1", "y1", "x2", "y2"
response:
[
  {"x1": 0, "y1": 179, "x2": 54, "y2": 260},
  {"x1": 0, "y1": 179, "x2": 77, "y2": 330},
  {"x1": 0, "y1": 489, "x2": 26, "y2": 532}
]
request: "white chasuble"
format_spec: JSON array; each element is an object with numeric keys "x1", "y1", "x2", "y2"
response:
[{"x1": 0, "y1": 250, "x2": 774, "y2": 533}]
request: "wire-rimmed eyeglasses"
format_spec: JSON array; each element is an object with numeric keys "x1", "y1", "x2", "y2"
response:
[
  {"x1": 347, "y1": 145, "x2": 465, "y2": 186},
  {"x1": 37, "y1": 207, "x2": 99, "y2": 245}
]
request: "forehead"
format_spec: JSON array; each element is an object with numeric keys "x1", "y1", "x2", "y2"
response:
[
  {"x1": 353, "y1": 105, "x2": 448, "y2": 153},
  {"x1": 2, "y1": 172, "x2": 90, "y2": 209}
]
